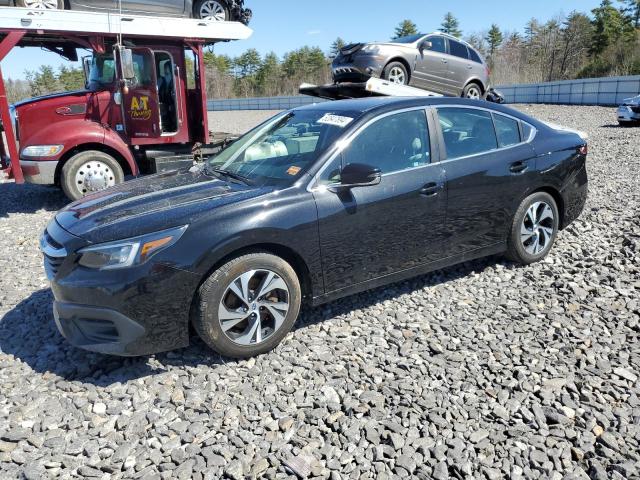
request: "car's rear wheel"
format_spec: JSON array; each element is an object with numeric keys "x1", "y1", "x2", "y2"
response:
[
  {"x1": 60, "y1": 150, "x2": 124, "y2": 201},
  {"x1": 462, "y1": 82, "x2": 483, "y2": 99},
  {"x1": 193, "y1": 253, "x2": 302, "y2": 358},
  {"x1": 16, "y1": 0, "x2": 63, "y2": 9},
  {"x1": 383, "y1": 62, "x2": 409, "y2": 85},
  {"x1": 507, "y1": 192, "x2": 560, "y2": 265},
  {"x1": 194, "y1": 0, "x2": 229, "y2": 21}
]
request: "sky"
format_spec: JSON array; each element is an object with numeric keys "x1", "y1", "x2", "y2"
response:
[{"x1": 1, "y1": 0, "x2": 604, "y2": 80}]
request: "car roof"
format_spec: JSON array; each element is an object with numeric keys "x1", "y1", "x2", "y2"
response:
[{"x1": 295, "y1": 97, "x2": 540, "y2": 125}]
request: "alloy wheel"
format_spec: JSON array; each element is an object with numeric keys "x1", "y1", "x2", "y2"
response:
[
  {"x1": 218, "y1": 269, "x2": 290, "y2": 346},
  {"x1": 466, "y1": 85, "x2": 482, "y2": 99},
  {"x1": 198, "y1": 0, "x2": 227, "y2": 21},
  {"x1": 520, "y1": 202, "x2": 555, "y2": 255},
  {"x1": 388, "y1": 67, "x2": 406, "y2": 85},
  {"x1": 75, "y1": 161, "x2": 116, "y2": 195},
  {"x1": 22, "y1": 0, "x2": 59, "y2": 8}
]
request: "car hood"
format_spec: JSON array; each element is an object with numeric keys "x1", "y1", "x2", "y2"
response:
[
  {"x1": 56, "y1": 167, "x2": 271, "y2": 243},
  {"x1": 622, "y1": 95, "x2": 640, "y2": 106}
]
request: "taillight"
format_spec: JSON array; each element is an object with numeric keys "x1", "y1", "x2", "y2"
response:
[{"x1": 578, "y1": 145, "x2": 588, "y2": 156}]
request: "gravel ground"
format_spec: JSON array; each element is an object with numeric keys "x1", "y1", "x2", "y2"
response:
[
  {"x1": 1, "y1": 105, "x2": 639, "y2": 480},
  {"x1": 208, "y1": 110, "x2": 281, "y2": 135}
]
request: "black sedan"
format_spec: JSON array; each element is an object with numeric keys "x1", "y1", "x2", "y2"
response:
[{"x1": 41, "y1": 97, "x2": 588, "y2": 358}]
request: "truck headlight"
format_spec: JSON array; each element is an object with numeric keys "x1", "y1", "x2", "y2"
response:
[
  {"x1": 21, "y1": 145, "x2": 64, "y2": 158},
  {"x1": 78, "y1": 226, "x2": 187, "y2": 270}
]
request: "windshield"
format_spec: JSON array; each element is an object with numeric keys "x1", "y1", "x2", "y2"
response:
[
  {"x1": 393, "y1": 33, "x2": 426, "y2": 44},
  {"x1": 88, "y1": 54, "x2": 116, "y2": 90},
  {"x1": 207, "y1": 109, "x2": 357, "y2": 187}
]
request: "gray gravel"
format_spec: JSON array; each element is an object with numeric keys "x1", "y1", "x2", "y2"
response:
[{"x1": 1, "y1": 105, "x2": 639, "y2": 480}]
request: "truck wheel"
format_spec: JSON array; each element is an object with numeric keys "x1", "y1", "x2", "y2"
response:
[
  {"x1": 193, "y1": 253, "x2": 302, "y2": 358},
  {"x1": 194, "y1": 0, "x2": 229, "y2": 21},
  {"x1": 61, "y1": 151, "x2": 124, "y2": 201},
  {"x1": 16, "y1": 0, "x2": 64, "y2": 9},
  {"x1": 383, "y1": 62, "x2": 409, "y2": 85},
  {"x1": 462, "y1": 82, "x2": 483, "y2": 99},
  {"x1": 507, "y1": 192, "x2": 559, "y2": 265}
]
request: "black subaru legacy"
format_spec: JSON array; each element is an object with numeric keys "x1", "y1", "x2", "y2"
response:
[{"x1": 41, "y1": 97, "x2": 588, "y2": 358}]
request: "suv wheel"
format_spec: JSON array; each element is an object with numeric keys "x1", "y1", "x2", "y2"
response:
[
  {"x1": 383, "y1": 62, "x2": 409, "y2": 85},
  {"x1": 507, "y1": 192, "x2": 560, "y2": 265},
  {"x1": 17, "y1": 0, "x2": 63, "y2": 8},
  {"x1": 463, "y1": 83, "x2": 483, "y2": 99},
  {"x1": 61, "y1": 150, "x2": 124, "y2": 201},
  {"x1": 194, "y1": 0, "x2": 228, "y2": 21},
  {"x1": 193, "y1": 253, "x2": 302, "y2": 358}
]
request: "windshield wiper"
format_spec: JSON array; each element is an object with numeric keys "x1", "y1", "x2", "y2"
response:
[{"x1": 205, "y1": 166, "x2": 253, "y2": 186}]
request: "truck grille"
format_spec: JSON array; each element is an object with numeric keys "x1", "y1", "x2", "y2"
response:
[{"x1": 40, "y1": 228, "x2": 67, "y2": 280}]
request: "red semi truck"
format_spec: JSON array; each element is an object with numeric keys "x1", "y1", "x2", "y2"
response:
[{"x1": 0, "y1": 7, "x2": 251, "y2": 200}]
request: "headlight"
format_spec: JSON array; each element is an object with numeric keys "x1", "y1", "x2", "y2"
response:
[
  {"x1": 21, "y1": 145, "x2": 64, "y2": 158},
  {"x1": 360, "y1": 45, "x2": 381, "y2": 54},
  {"x1": 78, "y1": 226, "x2": 187, "y2": 270}
]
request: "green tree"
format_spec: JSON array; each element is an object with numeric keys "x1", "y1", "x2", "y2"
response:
[
  {"x1": 440, "y1": 12, "x2": 462, "y2": 37},
  {"x1": 203, "y1": 51, "x2": 233, "y2": 75},
  {"x1": 485, "y1": 24, "x2": 503, "y2": 57},
  {"x1": 393, "y1": 20, "x2": 418, "y2": 39},
  {"x1": 25, "y1": 65, "x2": 60, "y2": 96},
  {"x1": 619, "y1": 0, "x2": 640, "y2": 28},
  {"x1": 282, "y1": 46, "x2": 327, "y2": 78},
  {"x1": 233, "y1": 48, "x2": 262, "y2": 78},
  {"x1": 58, "y1": 66, "x2": 85, "y2": 91},
  {"x1": 256, "y1": 52, "x2": 281, "y2": 95},
  {"x1": 591, "y1": 0, "x2": 633, "y2": 55},
  {"x1": 329, "y1": 37, "x2": 346, "y2": 58}
]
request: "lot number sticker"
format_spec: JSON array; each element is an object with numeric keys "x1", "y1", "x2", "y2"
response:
[{"x1": 318, "y1": 113, "x2": 354, "y2": 128}]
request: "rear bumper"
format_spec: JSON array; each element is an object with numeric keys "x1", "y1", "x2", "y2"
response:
[{"x1": 20, "y1": 159, "x2": 58, "y2": 185}]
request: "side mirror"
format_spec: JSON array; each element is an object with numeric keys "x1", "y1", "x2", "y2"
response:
[
  {"x1": 119, "y1": 47, "x2": 136, "y2": 81},
  {"x1": 82, "y1": 56, "x2": 91, "y2": 86},
  {"x1": 339, "y1": 163, "x2": 381, "y2": 188},
  {"x1": 419, "y1": 41, "x2": 432, "y2": 52}
]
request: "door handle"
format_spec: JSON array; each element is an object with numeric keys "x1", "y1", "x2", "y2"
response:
[
  {"x1": 467, "y1": 65, "x2": 473, "y2": 69},
  {"x1": 510, "y1": 161, "x2": 528, "y2": 174},
  {"x1": 420, "y1": 182, "x2": 442, "y2": 196},
  {"x1": 441, "y1": 58, "x2": 448, "y2": 63}
]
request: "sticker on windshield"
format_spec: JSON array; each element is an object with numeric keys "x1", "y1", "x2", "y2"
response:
[
  {"x1": 317, "y1": 113, "x2": 354, "y2": 128},
  {"x1": 287, "y1": 166, "x2": 301, "y2": 176}
]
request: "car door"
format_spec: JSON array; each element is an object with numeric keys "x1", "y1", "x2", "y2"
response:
[
  {"x1": 412, "y1": 35, "x2": 451, "y2": 93},
  {"x1": 70, "y1": 0, "x2": 185, "y2": 15},
  {"x1": 435, "y1": 106, "x2": 538, "y2": 255},
  {"x1": 311, "y1": 109, "x2": 447, "y2": 293},
  {"x1": 446, "y1": 40, "x2": 474, "y2": 95}
]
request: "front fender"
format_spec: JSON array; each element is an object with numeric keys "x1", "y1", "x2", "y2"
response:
[{"x1": 21, "y1": 119, "x2": 138, "y2": 175}]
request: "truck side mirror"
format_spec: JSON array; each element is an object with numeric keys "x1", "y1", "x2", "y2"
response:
[
  {"x1": 82, "y1": 56, "x2": 91, "y2": 86},
  {"x1": 119, "y1": 47, "x2": 136, "y2": 81}
]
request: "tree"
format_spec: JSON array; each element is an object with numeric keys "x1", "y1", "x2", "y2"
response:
[
  {"x1": 440, "y1": 12, "x2": 462, "y2": 37},
  {"x1": 393, "y1": 20, "x2": 418, "y2": 39},
  {"x1": 58, "y1": 66, "x2": 85, "y2": 91},
  {"x1": 591, "y1": 0, "x2": 633, "y2": 56},
  {"x1": 256, "y1": 52, "x2": 281, "y2": 96},
  {"x1": 558, "y1": 12, "x2": 593, "y2": 78},
  {"x1": 25, "y1": 65, "x2": 60, "y2": 96},
  {"x1": 203, "y1": 51, "x2": 233, "y2": 75},
  {"x1": 329, "y1": 37, "x2": 346, "y2": 58},
  {"x1": 619, "y1": 0, "x2": 640, "y2": 28},
  {"x1": 485, "y1": 24, "x2": 503, "y2": 57},
  {"x1": 233, "y1": 48, "x2": 262, "y2": 78}
]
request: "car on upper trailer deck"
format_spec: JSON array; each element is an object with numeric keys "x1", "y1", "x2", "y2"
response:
[{"x1": 1, "y1": 0, "x2": 252, "y2": 24}]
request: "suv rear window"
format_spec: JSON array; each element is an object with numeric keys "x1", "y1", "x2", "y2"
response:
[
  {"x1": 449, "y1": 40, "x2": 469, "y2": 59},
  {"x1": 469, "y1": 48, "x2": 483, "y2": 64}
]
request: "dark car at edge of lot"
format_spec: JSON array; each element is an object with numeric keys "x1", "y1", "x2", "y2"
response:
[
  {"x1": 41, "y1": 97, "x2": 589, "y2": 358},
  {"x1": 333, "y1": 32, "x2": 490, "y2": 99},
  {"x1": 1, "y1": 0, "x2": 252, "y2": 24}
]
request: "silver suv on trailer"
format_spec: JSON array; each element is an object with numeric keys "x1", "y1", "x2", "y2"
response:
[{"x1": 332, "y1": 32, "x2": 490, "y2": 99}]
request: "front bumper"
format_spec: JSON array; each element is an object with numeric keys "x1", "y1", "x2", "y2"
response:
[
  {"x1": 332, "y1": 54, "x2": 386, "y2": 83},
  {"x1": 43, "y1": 219, "x2": 201, "y2": 356},
  {"x1": 617, "y1": 105, "x2": 640, "y2": 122},
  {"x1": 19, "y1": 159, "x2": 58, "y2": 185}
]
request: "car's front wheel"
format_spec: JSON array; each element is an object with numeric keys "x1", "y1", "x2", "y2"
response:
[
  {"x1": 507, "y1": 192, "x2": 560, "y2": 265},
  {"x1": 383, "y1": 62, "x2": 409, "y2": 85},
  {"x1": 193, "y1": 253, "x2": 302, "y2": 358},
  {"x1": 16, "y1": 0, "x2": 63, "y2": 9},
  {"x1": 194, "y1": 0, "x2": 229, "y2": 21}
]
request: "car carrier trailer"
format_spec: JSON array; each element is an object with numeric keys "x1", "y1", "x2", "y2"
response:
[{"x1": 0, "y1": 7, "x2": 251, "y2": 200}]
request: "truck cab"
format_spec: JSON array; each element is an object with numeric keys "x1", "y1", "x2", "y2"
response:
[{"x1": 0, "y1": 7, "x2": 252, "y2": 200}]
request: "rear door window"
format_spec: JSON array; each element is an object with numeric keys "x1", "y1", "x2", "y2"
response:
[
  {"x1": 493, "y1": 114, "x2": 521, "y2": 148},
  {"x1": 449, "y1": 40, "x2": 469, "y2": 59},
  {"x1": 436, "y1": 107, "x2": 498, "y2": 159}
]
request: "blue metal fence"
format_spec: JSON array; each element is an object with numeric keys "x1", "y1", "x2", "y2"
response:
[{"x1": 207, "y1": 75, "x2": 640, "y2": 111}]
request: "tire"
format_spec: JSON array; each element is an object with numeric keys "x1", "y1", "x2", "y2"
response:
[
  {"x1": 383, "y1": 62, "x2": 409, "y2": 85},
  {"x1": 507, "y1": 192, "x2": 560, "y2": 265},
  {"x1": 462, "y1": 82, "x2": 483, "y2": 100},
  {"x1": 193, "y1": 253, "x2": 302, "y2": 358},
  {"x1": 60, "y1": 150, "x2": 124, "y2": 201},
  {"x1": 193, "y1": 0, "x2": 229, "y2": 21},
  {"x1": 16, "y1": 0, "x2": 63, "y2": 9}
]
